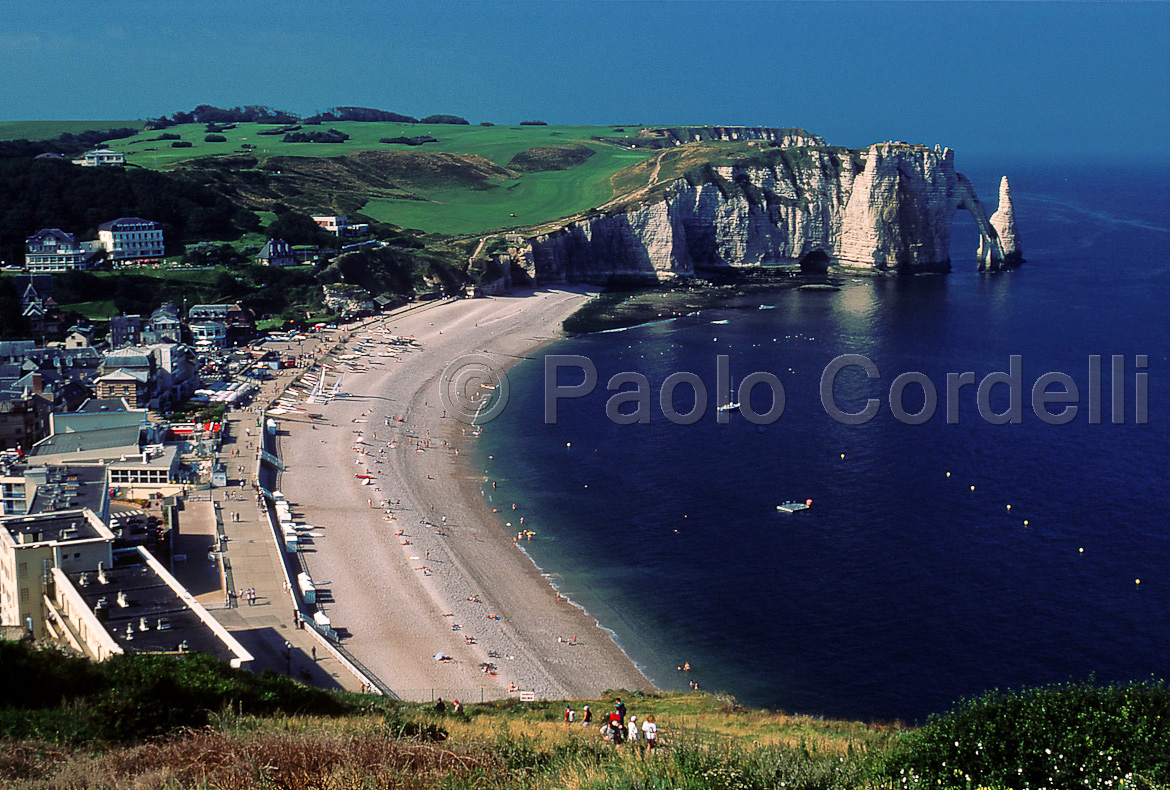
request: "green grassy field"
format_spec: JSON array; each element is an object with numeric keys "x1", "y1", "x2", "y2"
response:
[
  {"x1": 54, "y1": 298, "x2": 119, "y2": 319},
  {"x1": 365, "y1": 147, "x2": 653, "y2": 235},
  {"x1": 111, "y1": 121, "x2": 639, "y2": 168},
  {"x1": 105, "y1": 121, "x2": 658, "y2": 235},
  {"x1": 0, "y1": 119, "x2": 145, "y2": 141}
]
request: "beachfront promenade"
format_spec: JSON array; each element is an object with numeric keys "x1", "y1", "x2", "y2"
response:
[
  {"x1": 199, "y1": 302, "x2": 452, "y2": 693},
  {"x1": 193, "y1": 319, "x2": 396, "y2": 692}
]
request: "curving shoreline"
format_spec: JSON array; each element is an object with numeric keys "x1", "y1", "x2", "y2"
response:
[{"x1": 275, "y1": 288, "x2": 656, "y2": 700}]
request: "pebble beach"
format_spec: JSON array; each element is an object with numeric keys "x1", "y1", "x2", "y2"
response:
[{"x1": 275, "y1": 288, "x2": 656, "y2": 700}]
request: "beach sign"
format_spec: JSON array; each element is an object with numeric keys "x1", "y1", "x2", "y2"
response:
[{"x1": 519, "y1": 691, "x2": 536, "y2": 702}]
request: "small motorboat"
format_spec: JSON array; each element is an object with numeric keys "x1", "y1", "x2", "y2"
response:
[{"x1": 777, "y1": 499, "x2": 813, "y2": 513}]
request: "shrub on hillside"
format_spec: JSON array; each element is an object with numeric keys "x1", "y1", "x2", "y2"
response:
[
  {"x1": 379, "y1": 135, "x2": 438, "y2": 146},
  {"x1": 157, "y1": 133, "x2": 181, "y2": 140},
  {"x1": 882, "y1": 679, "x2": 1170, "y2": 789},
  {"x1": 204, "y1": 134, "x2": 227, "y2": 143},
  {"x1": 307, "y1": 107, "x2": 419, "y2": 124},
  {"x1": 519, "y1": 120, "x2": 548, "y2": 126},
  {"x1": 283, "y1": 129, "x2": 349, "y2": 144},
  {"x1": 419, "y1": 114, "x2": 469, "y2": 125},
  {"x1": 170, "y1": 141, "x2": 193, "y2": 148},
  {"x1": 0, "y1": 641, "x2": 351, "y2": 743}
]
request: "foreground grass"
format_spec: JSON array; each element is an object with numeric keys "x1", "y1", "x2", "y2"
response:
[
  {"x1": 2, "y1": 675, "x2": 1168, "y2": 788},
  {"x1": 0, "y1": 694, "x2": 892, "y2": 790}
]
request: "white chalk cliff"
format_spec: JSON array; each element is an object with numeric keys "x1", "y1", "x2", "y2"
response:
[
  {"x1": 981, "y1": 175, "x2": 1022, "y2": 267},
  {"x1": 526, "y1": 142, "x2": 1021, "y2": 284}
]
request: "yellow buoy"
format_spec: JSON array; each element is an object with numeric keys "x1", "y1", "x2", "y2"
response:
[
  {"x1": 946, "y1": 471, "x2": 951, "y2": 478},
  {"x1": 1006, "y1": 504, "x2": 1012, "y2": 510},
  {"x1": 1136, "y1": 579, "x2": 1141, "y2": 585},
  {"x1": 970, "y1": 485, "x2": 976, "y2": 491},
  {"x1": 1023, "y1": 520, "x2": 1029, "y2": 526},
  {"x1": 840, "y1": 453, "x2": 846, "y2": 459},
  {"x1": 1079, "y1": 548, "x2": 1084, "y2": 553},
  {"x1": 566, "y1": 442, "x2": 571, "y2": 448}
]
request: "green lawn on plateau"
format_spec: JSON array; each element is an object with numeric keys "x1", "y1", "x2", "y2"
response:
[{"x1": 106, "y1": 121, "x2": 658, "y2": 235}]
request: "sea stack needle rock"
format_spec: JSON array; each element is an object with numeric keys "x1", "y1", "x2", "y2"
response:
[
  {"x1": 985, "y1": 175, "x2": 1023, "y2": 267},
  {"x1": 526, "y1": 140, "x2": 1021, "y2": 283}
]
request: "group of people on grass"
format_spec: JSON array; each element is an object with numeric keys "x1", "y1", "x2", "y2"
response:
[{"x1": 563, "y1": 696, "x2": 659, "y2": 750}]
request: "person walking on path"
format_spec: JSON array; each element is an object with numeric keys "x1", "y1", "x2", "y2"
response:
[
  {"x1": 581, "y1": 705, "x2": 592, "y2": 727},
  {"x1": 627, "y1": 715, "x2": 640, "y2": 749},
  {"x1": 615, "y1": 697, "x2": 626, "y2": 725}
]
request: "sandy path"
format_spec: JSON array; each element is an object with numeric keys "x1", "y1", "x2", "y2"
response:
[{"x1": 277, "y1": 288, "x2": 656, "y2": 700}]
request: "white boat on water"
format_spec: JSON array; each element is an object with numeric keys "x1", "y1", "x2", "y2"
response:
[
  {"x1": 776, "y1": 499, "x2": 813, "y2": 513},
  {"x1": 717, "y1": 401, "x2": 740, "y2": 413}
]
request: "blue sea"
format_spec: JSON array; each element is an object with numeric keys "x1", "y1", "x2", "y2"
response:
[{"x1": 478, "y1": 157, "x2": 1170, "y2": 723}]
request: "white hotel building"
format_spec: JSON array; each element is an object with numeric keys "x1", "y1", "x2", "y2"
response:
[{"x1": 98, "y1": 218, "x2": 165, "y2": 262}]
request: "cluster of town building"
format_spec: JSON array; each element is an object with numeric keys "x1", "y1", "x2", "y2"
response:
[
  {"x1": 0, "y1": 271, "x2": 279, "y2": 665},
  {"x1": 0, "y1": 147, "x2": 394, "y2": 668},
  {"x1": 25, "y1": 218, "x2": 167, "y2": 272},
  {"x1": 23, "y1": 213, "x2": 367, "y2": 273},
  {"x1": 5, "y1": 277, "x2": 261, "y2": 449},
  {"x1": 0, "y1": 394, "x2": 252, "y2": 668}
]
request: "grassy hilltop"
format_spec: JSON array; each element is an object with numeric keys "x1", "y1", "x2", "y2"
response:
[
  {"x1": 1, "y1": 115, "x2": 827, "y2": 335},
  {"x1": 97, "y1": 120, "x2": 657, "y2": 236},
  {"x1": 1, "y1": 641, "x2": 1168, "y2": 789}
]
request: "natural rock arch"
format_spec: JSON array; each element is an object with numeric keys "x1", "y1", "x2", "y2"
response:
[{"x1": 954, "y1": 173, "x2": 1005, "y2": 271}]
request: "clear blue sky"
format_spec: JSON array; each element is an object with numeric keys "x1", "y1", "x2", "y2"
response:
[{"x1": 3, "y1": 1, "x2": 1167, "y2": 159}]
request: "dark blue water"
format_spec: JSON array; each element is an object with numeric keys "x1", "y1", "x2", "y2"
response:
[{"x1": 479, "y1": 159, "x2": 1170, "y2": 723}]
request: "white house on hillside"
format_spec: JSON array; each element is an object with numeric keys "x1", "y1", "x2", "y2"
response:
[
  {"x1": 73, "y1": 148, "x2": 125, "y2": 167},
  {"x1": 98, "y1": 218, "x2": 165, "y2": 262},
  {"x1": 24, "y1": 229, "x2": 101, "y2": 272},
  {"x1": 311, "y1": 215, "x2": 369, "y2": 237}
]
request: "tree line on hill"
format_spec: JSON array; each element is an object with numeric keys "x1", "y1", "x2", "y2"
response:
[
  {"x1": 146, "y1": 104, "x2": 300, "y2": 129},
  {"x1": 0, "y1": 158, "x2": 259, "y2": 266},
  {"x1": 0, "y1": 127, "x2": 141, "y2": 159},
  {"x1": 145, "y1": 104, "x2": 475, "y2": 129}
]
